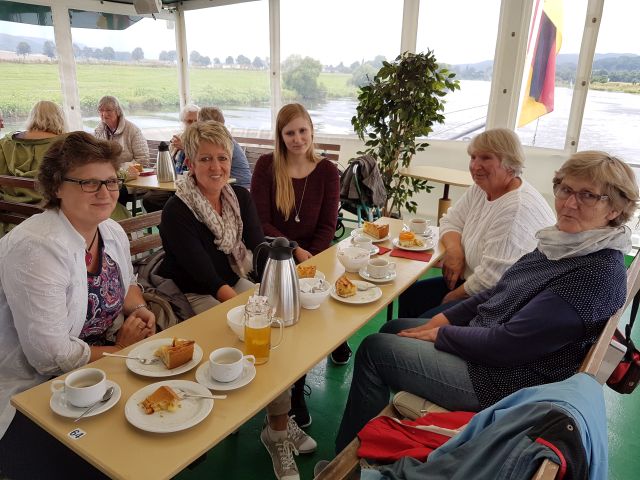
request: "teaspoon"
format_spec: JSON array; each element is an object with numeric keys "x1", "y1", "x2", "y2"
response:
[{"x1": 74, "y1": 386, "x2": 115, "y2": 422}]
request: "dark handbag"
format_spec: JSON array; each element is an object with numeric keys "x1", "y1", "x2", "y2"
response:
[{"x1": 607, "y1": 289, "x2": 640, "y2": 394}]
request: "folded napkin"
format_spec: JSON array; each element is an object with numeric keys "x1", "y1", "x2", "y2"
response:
[
  {"x1": 390, "y1": 249, "x2": 433, "y2": 262},
  {"x1": 376, "y1": 245, "x2": 392, "y2": 255}
]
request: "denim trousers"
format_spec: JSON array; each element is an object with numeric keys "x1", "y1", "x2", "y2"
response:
[
  {"x1": 335, "y1": 321, "x2": 481, "y2": 453},
  {"x1": 397, "y1": 276, "x2": 463, "y2": 318}
]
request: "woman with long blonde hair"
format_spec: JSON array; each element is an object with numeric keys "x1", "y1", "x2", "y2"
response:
[{"x1": 251, "y1": 103, "x2": 344, "y2": 430}]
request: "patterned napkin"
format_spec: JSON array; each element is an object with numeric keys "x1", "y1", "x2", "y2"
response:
[
  {"x1": 376, "y1": 245, "x2": 392, "y2": 255},
  {"x1": 390, "y1": 249, "x2": 433, "y2": 262}
]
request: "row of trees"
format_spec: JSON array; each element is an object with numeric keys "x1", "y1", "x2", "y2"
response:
[
  {"x1": 14, "y1": 40, "x2": 145, "y2": 62},
  {"x1": 186, "y1": 51, "x2": 268, "y2": 69}
]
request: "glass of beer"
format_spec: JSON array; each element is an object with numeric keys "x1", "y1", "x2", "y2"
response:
[{"x1": 244, "y1": 302, "x2": 283, "y2": 365}]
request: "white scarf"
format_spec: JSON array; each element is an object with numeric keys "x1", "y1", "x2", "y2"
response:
[
  {"x1": 536, "y1": 224, "x2": 632, "y2": 260},
  {"x1": 175, "y1": 174, "x2": 253, "y2": 278}
]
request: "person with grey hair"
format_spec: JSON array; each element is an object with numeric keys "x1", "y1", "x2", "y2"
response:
[
  {"x1": 94, "y1": 95, "x2": 149, "y2": 209},
  {"x1": 0, "y1": 100, "x2": 67, "y2": 235},
  {"x1": 142, "y1": 103, "x2": 200, "y2": 212},
  {"x1": 398, "y1": 128, "x2": 555, "y2": 318},
  {"x1": 198, "y1": 106, "x2": 252, "y2": 189},
  {"x1": 335, "y1": 151, "x2": 639, "y2": 453}
]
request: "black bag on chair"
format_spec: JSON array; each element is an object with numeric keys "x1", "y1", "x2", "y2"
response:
[{"x1": 607, "y1": 290, "x2": 640, "y2": 394}]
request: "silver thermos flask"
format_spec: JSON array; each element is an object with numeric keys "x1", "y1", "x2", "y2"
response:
[{"x1": 155, "y1": 141, "x2": 176, "y2": 183}]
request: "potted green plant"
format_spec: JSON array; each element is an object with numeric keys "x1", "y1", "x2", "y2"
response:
[{"x1": 352, "y1": 51, "x2": 460, "y2": 216}]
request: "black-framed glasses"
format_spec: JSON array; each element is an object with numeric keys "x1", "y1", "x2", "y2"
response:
[
  {"x1": 64, "y1": 177, "x2": 123, "y2": 193},
  {"x1": 553, "y1": 183, "x2": 609, "y2": 206}
]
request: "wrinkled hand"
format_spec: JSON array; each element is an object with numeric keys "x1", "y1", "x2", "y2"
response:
[
  {"x1": 116, "y1": 314, "x2": 153, "y2": 347},
  {"x1": 171, "y1": 134, "x2": 184, "y2": 152},
  {"x1": 442, "y1": 249, "x2": 465, "y2": 290},
  {"x1": 398, "y1": 325, "x2": 439, "y2": 342},
  {"x1": 294, "y1": 247, "x2": 313, "y2": 263}
]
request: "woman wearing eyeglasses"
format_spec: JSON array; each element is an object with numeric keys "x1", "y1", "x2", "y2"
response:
[
  {"x1": 0, "y1": 132, "x2": 155, "y2": 478},
  {"x1": 336, "y1": 151, "x2": 639, "y2": 452}
]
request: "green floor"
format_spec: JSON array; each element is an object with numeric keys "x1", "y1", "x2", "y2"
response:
[{"x1": 175, "y1": 264, "x2": 640, "y2": 480}]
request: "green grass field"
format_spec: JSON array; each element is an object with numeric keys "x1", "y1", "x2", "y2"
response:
[{"x1": 0, "y1": 62, "x2": 357, "y2": 117}]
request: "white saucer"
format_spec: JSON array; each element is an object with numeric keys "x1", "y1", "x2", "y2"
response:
[
  {"x1": 330, "y1": 280, "x2": 382, "y2": 304},
  {"x1": 125, "y1": 380, "x2": 213, "y2": 433},
  {"x1": 195, "y1": 359, "x2": 257, "y2": 391},
  {"x1": 125, "y1": 339, "x2": 203, "y2": 377},
  {"x1": 350, "y1": 238, "x2": 380, "y2": 255},
  {"x1": 358, "y1": 267, "x2": 396, "y2": 283},
  {"x1": 351, "y1": 228, "x2": 390, "y2": 243},
  {"x1": 50, "y1": 380, "x2": 121, "y2": 419},
  {"x1": 392, "y1": 237, "x2": 435, "y2": 251}
]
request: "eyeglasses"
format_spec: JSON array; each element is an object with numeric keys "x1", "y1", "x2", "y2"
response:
[
  {"x1": 553, "y1": 183, "x2": 609, "y2": 206},
  {"x1": 64, "y1": 177, "x2": 123, "y2": 193}
]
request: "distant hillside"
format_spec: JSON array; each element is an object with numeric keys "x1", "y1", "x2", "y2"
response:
[{"x1": 0, "y1": 32, "x2": 52, "y2": 55}]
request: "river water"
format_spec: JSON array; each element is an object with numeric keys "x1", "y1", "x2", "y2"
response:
[{"x1": 3, "y1": 80, "x2": 638, "y2": 162}]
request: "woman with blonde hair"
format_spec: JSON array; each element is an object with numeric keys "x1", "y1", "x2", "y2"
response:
[
  {"x1": 251, "y1": 103, "x2": 342, "y2": 429},
  {"x1": 0, "y1": 100, "x2": 67, "y2": 234}
]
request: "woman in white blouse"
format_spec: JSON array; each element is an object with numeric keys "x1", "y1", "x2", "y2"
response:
[
  {"x1": 399, "y1": 128, "x2": 555, "y2": 318},
  {"x1": 0, "y1": 132, "x2": 155, "y2": 479}
]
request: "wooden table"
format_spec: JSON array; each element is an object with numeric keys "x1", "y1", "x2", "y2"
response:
[
  {"x1": 11, "y1": 219, "x2": 442, "y2": 480},
  {"x1": 400, "y1": 166, "x2": 473, "y2": 224}
]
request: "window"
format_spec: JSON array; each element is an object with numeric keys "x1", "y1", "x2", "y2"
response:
[
  {"x1": 0, "y1": 10, "x2": 60, "y2": 133},
  {"x1": 185, "y1": 2, "x2": 271, "y2": 134},
  {"x1": 280, "y1": 0, "x2": 403, "y2": 135},
  {"x1": 515, "y1": 0, "x2": 588, "y2": 149},
  {"x1": 416, "y1": 0, "x2": 500, "y2": 140},
  {"x1": 70, "y1": 14, "x2": 179, "y2": 138},
  {"x1": 579, "y1": 2, "x2": 640, "y2": 165}
]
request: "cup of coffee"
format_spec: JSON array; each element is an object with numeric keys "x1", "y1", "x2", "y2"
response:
[
  {"x1": 353, "y1": 235, "x2": 373, "y2": 250},
  {"x1": 209, "y1": 347, "x2": 255, "y2": 383},
  {"x1": 366, "y1": 258, "x2": 396, "y2": 279},
  {"x1": 409, "y1": 218, "x2": 429, "y2": 235},
  {"x1": 50, "y1": 368, "x2": 107, "y2": 407}
]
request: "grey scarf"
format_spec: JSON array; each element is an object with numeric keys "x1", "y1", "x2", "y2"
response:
[
  {"x1": 175, "y1": 174, "x2": 252, "y2": 278},
  {"x1": 536, "y1": 224, "x2": 632, "y2": 260}
]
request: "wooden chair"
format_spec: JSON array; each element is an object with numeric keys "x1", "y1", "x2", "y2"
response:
[
  {"x1": 0, "y1": 175, "x2": 44, "y2": 227},
  {"x1": 316, "y1": 253, "x2": 640, "y2": 480},
  {"x1": 117, "y1": 211, "x2": 162, "y2": 257}
]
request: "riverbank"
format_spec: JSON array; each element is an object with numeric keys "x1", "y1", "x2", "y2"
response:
[{"x1": 0, "y1": 62, "x2": 357, "y2": 117}]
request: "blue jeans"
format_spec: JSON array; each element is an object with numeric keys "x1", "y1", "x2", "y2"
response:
[
  {"x1": 335, "y1": 324, "x2": 481, "y2": 453},
  {"x1": 398, "y1": 276, "x2": 463, "y2": 318}
]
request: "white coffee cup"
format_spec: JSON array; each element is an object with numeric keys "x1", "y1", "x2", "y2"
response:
[
  {"x1": 409, "y1": 218, "x2": 429, "y2": 234},
  {"x1": 353, "y1": 234, "x2": 373, "y2": 250},
  {"x1": 366, "y1": 258, "x2": 396, "y2": 279},
  {"x1": 209, "y1": 347, "x2": 256, "y2": 383},
  {"x1": 50, "y1": 368, "x2": 107, "y2": 407}
]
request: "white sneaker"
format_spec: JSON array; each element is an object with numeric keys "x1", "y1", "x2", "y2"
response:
[
  {"x1": 260, "y1": 427, "x2": 300, "y2": 480},
  {"x1": 287, "y1": 416, "x2": 317, "y2": 454}
]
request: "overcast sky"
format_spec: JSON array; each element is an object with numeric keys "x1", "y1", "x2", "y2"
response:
[{"x1": 1, "y1": 0, "x2": 638, "y2": 65}]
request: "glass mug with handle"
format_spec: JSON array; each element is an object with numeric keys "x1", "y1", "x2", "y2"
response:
[{"x1": 244, "y1": 301, "x2": 284, "y2": 365}]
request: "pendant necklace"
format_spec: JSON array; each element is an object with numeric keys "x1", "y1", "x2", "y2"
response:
[
  {"x1": 84, "y1": 229, "x2": 99, "y2": 267},
  {"x1": 293, "y1": 175, "x2": 309, "y2": 223}
]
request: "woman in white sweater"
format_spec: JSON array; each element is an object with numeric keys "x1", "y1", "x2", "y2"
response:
[{"x1": 399, "y1": 128, "x2": 555, "y2": 318}]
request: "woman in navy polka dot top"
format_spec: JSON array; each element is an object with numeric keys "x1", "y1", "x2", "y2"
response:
[{"x1": 336, "y1": 151, "x2": 640, "y2": 452}]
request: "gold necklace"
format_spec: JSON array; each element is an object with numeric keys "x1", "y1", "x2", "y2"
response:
[{"x1": 293, "y1": 176, "x2": 309, "y2": 223}]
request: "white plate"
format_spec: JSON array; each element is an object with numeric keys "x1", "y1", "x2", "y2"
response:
[
  {"x1": 392, "y1": 237, "x2": 435, "y2": 252},
  {"x1": 125, "y1": 380, "x2": 213, "y2": 433},
  {"x1": 358, "y1": 267, "x2": 397, "y2": 283},
  {"x1": 350, "y1": 238, "x2": 380, "y2": 255},
  {"x1": 350, "y1": 228, "x2": 390, "y2": 243},
  {"x1": 126, "y1": 339, "x2": 204, "y2": 377},
  {"x1": 195, "y1": 359, "x2": 257, "y2": 391},
  {"x1": 50, "y1": 380, "x2": 121, "y2": 419},
  {"x1": 330, "y1": 280, "x2": 382, "y2": 304}
]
